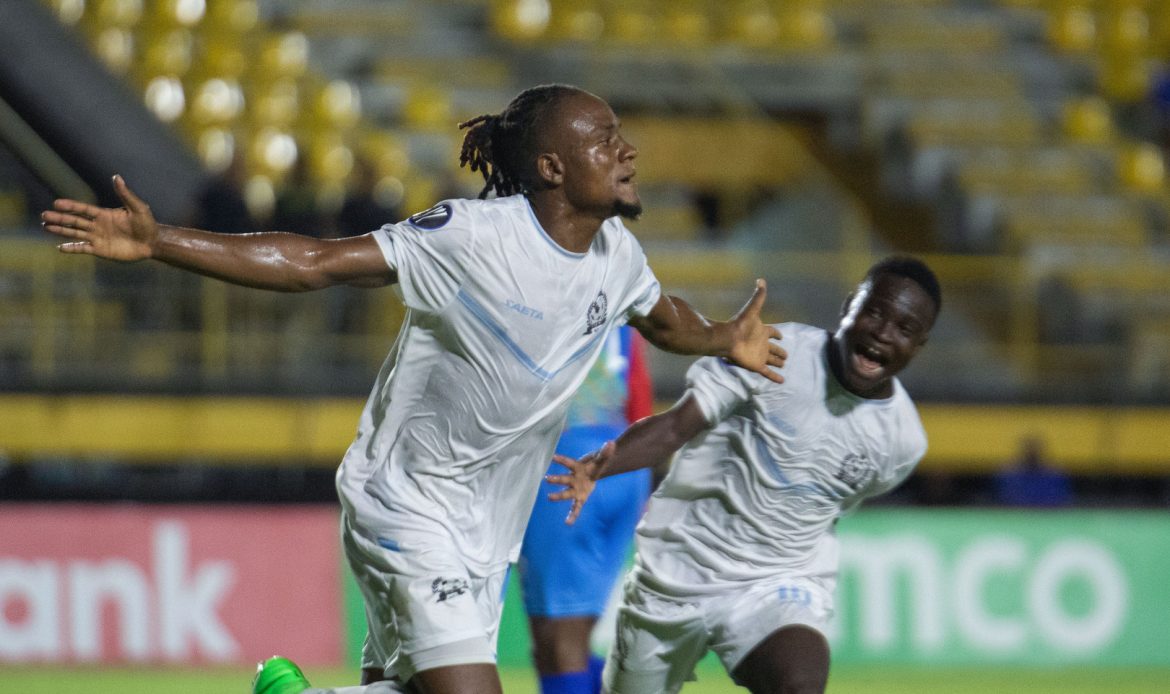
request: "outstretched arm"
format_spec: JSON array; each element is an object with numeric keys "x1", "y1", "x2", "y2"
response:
[
  {"x1": 41, "y1": 175, "x2": 396, "y2": 291},
  {"x1": 547, "y1": 394, "x2": 709, "y2": 524},
  {"x1": 629, "y1": 279, "x2": 786, "y2": 384}
]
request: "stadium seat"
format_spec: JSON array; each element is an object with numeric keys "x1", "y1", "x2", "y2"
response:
[
  {"x1": 663, "y1": 0, "x2": 712, "y2": 48},
  {"x1": 90, "y1": 26, "x2": 135, "y2": 74},
  {"x1": 547, "y1": 0, "x2": 604, "y2": 43},
  {"x1": 605, "y1": 0, "x2": 657, "y2": 46},
  {"x1": 1116, "y1": 142, "x2": 1166, "y2": 194},
  {"x1": 87, "y1": 0, "x2": 143, "y2": 28},
  {"x1": 1061, "y1": 96, "x2": 1117, "y2": 144},
  {"x1": 204, "y1": 0, "x2": 259, "y2": 34},
  {"x1": 999, "y1": 194, "x2": 1149, "y2": 250},
  {"x1": 1047, "y1": 2, "x2": 1097, "y2": 54},
  {"x1": 401, "y1": 84, "x2": 454, "y2": 131},
  {"x1": 722, "y1": 0, "x2": 780, "y2": 49}
]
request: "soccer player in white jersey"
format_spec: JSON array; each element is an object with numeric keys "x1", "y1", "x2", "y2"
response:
[
  {"x1": 40, "y1": 84, "x2": 787, "y2": 694},
  {"x1": 550, "y1": 257, "x2": 941, "y2": 694}
]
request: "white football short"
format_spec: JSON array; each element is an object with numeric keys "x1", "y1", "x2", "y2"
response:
[
  {"x1": 341, "y1": 513, "x2": 507, "y2": 684},
  {"x1": 602, "y1": 574, "x2": 834, "y2": 694}
]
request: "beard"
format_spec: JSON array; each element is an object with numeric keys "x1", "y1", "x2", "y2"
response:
[{"x1": 614, "y1": 198, "x2": 643, "y2": 220}]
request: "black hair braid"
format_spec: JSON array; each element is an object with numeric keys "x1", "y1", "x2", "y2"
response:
[{"x1": 457, "y1": 84, "x2": 583, "y2": 199}]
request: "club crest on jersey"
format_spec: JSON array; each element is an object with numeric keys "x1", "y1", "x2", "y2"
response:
[
  {"x1": 408, "y1": 203, "x2": 453, "y2": 230},
  {"x1": 431, "y1": 576, "x2": 470, "y2": 602},
  {"x1": 584, "y1": 290, "x2": 608, "y2": 335},
  {"x1": 835, "y1": 452, "x2": 874, "y2": 490}
]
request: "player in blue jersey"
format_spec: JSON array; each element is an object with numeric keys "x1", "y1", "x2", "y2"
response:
[
  {"x1": 42, "y1": 84, "x2": 787, "y2": 694},
  {"x1": 519, "y1": 324, "x2": 654, "y2": 694}
]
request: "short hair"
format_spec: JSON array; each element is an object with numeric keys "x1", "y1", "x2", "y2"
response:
[
  {"x1": 865, "y1": 255, "x2": 942, "y2": 317},
  {"x1": 458, "y1": 84, "x2": 584, "y2": 199}
]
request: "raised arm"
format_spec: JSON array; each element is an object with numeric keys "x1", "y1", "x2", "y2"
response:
[
  {"x1": 628, "y1": 279, "x2": 786, "y2": 384},
  {"x1": 41, "y1": 175, "x2": 396, "y2": 291},
  {"x1": 548, "y1": 394, "x2": 709, "y2": 523}
]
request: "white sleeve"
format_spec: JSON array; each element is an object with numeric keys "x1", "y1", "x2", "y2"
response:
[
  {"x1": 611, "y1": 224, "x2": 661, "y2": 319},
  {"x1": 866, "y1": 407, "x2": 928, "y2": 498},
  {"x1": 624, "y1": 264, "x2": 662, "y2": 319},
  {"x1": 683, "y1": 356, "x2": 753, "y2": 426},
  {"x1": 371, "y1": 200, "x2": 475, "y2": 313}
]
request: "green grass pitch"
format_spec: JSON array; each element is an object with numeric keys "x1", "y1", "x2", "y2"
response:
[{"x1": 2, "y1": 665, "x2": 1167, "y2": 693}]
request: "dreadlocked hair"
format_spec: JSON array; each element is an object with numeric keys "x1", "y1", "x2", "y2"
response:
[{"x1": 458, "y1": 84, "x2": 583, "y2": 199}]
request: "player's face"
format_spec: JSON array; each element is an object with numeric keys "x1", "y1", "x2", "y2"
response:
[
  {"x1": 549, "y1": 92, "x2": 642, "y2": 220},
  {"x1": 831, "y1": 274, "x2": 935, "y2": 399}
]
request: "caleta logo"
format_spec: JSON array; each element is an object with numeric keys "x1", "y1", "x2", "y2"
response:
[
  {"x1": 584, "y1": 290, "x2": 608, "y2": 335},
  {"x1": 408, "y1": 203, "x2": 453, "y2": 230},
  {"x1": 431, "y1": 576, "x2": 470, "y2": 602}
]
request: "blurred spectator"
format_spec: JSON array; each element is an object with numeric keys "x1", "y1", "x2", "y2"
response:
[
  {"x1": 992, "y1": 436, "x2": 1073, "y2": 508},
  {"x1": 194, "y1": 148, "x2": 257, "y2": 234},
  {"x1": 337, "y1": 156, "x2": 402, "y2": 237}
]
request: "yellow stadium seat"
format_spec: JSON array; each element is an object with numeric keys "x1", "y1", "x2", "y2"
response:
[
  {"x1": 312, "y1": 80, "x2": 362, "y2": 130},
  {"x1": 144, "y1": 0, "x2": 206, "y2": 28},
  {"x1": 187, "y1": 76, "x2": 246, "y2": 126},
  {"x1": 1048, "y1": 3, "x2": 1096, "y2": 53},
  {"x1": 1098, "y1": 53, "x2": 1152, "y2": 103},
  {"x1": 199, "y1": 37, "x2": 249, "y2": 79},
  {"x1": 777, "y1": 3, "x2": 835, "y2": 50},
  {"x1": 605, "y1": 0, "x2": 656, "y2": 46},
  {"x1": 402, "y1": 85, "x2": 453, "y2": 131},
  {"x1": 664, "y1": 1, "x2": 712, "y2": 48},
  {"x1": 249, "y1": 77, "x2": 302, "y2": 128},
  {"x1": 723, "y1": 0, "x2": 780, "y2": 48},
  {"x1": 204, "y1": 0, "x2": 259, "y2": 34},
  {"x1": 1062, "y1": 96, "x2": 1116, "y2": 144},
  {"x1": 90, "y1": 26, "x2": 135, "y2": 74},
  {"x1": 45, "y1": 0, "x2": 86, "y2": 26},
  {"x1": 194, "y1": 126, "x2": 238, "y2": 172},
  {"x1": 1117, "y1": 142, "x2": 1166, "y2": 194},
  {"x1": 306, "y1": 131, "x2": 355, "y2": 184},
  {"x1": 1100, "y1": 4, "x2": 1150, "y2": 57},
  {"x1": 139, "y1": 27, "x2": 194, "y2": 77},
  {"x1": 256, "y1": 32, "x2": 310, "y2": 80},
  {"x1": 547, "y1": 0, "x2": 605, "y2": 42},
  {"x1": 88, "y1": 0, "x2": 143, "y2": 28},
  {"x1": 361, "y1": 132, "x2": 412, "y2": 179},
  {"x1": 490, "y1": 0, "x2": 553, "y2": 42}
]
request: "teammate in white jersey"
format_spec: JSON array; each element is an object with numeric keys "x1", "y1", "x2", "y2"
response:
[
  {"x1": 550, "y1": 257, "x2": 941, "y2": 694},
  {"x1": 41, "y1": 84, "x2": 787, "y2": 694}
]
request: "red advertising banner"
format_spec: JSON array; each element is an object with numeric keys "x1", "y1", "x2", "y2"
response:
[{"x1": 0, "y1": 504, "x2": 343, "y2": 666}]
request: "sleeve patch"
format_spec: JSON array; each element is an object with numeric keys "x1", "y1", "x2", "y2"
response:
[{"x1": 408, "y1": 203, "x2": 453, "y2": 230}]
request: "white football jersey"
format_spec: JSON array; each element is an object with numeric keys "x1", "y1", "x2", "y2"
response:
[
  {"x1": 633, "y1": 322, "x2": 926, "y2": 596},
  {"x1": 337, "y1": 195, "x2": 661, "y2": 576}
]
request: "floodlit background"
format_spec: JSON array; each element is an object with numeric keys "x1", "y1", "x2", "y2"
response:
[{"x1": 2, "y1": 0, "x2": 1169, "y2": 691}]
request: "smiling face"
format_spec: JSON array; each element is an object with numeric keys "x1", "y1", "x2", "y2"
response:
[
  {"x1": 540, "y1": 91, "x2": 641, "y2": 220},
  {"x1": 830, "y1": 273, "x2": 936, "y2": 399}
]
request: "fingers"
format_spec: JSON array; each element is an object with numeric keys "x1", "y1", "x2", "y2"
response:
[
  {"x1": 758, "y1": 367, "x2": 785, "y2": 385},
  {"x1": 552, "y1": 453, "x2": 578, "y2": 468},
  {"x1": 112, "y1": 174, "x2": 146, "y2": 213},
  {"x1": 564, "y1": 502, "x2": 582, "y2": 526},
  {"x1": 738, "y1": 278, "x2": 767, "y2": 319},
  {"x1": 50, "y1": 197, "x2": 100, "y2": 218},
  {"x1": 57, "y1": 241, "x2": 95, "y2": 255},
  {"x1": 42, "y1": 215, "x2": 95, "y2": 244},
  {"x1": 544, "y1": 473, "x2": 572, "y2": 489}
]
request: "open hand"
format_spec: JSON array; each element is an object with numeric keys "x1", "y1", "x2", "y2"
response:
[
  {"x1": 544, "y1": 442, "x2": 614, "y2": 525},
  {"x1": 726, "y1": 279, "x2": 786, "y2": 384},
  {"x1": 41, "y1": 175, "x2": 158, "y2": 262}
]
